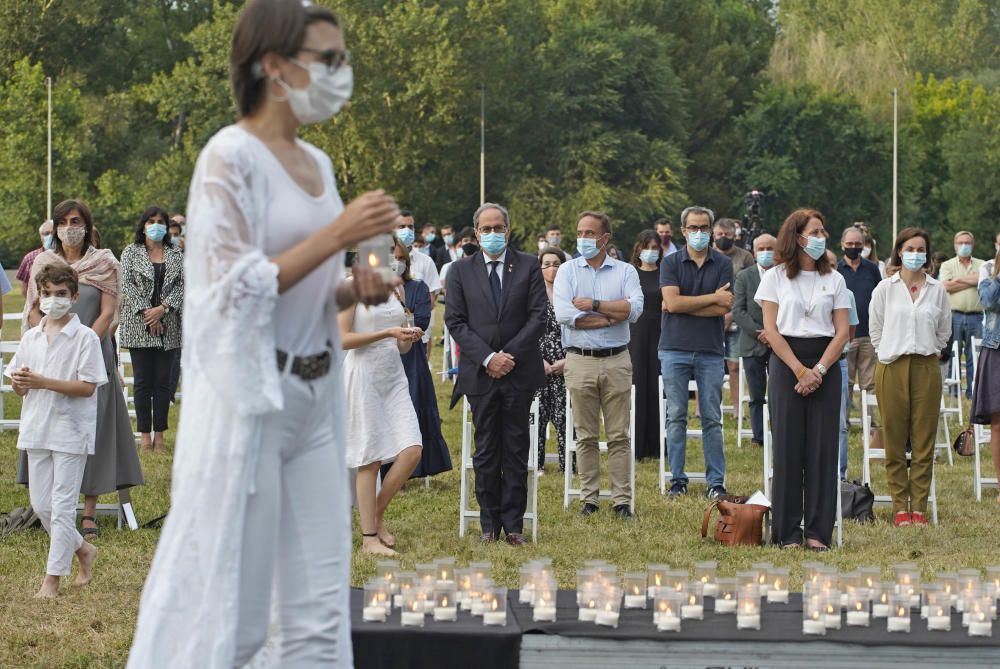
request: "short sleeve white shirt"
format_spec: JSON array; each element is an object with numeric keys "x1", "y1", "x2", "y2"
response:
[
  {"x1": 755, "y1": 264, "x2": 851, "y2": 337},
  {"x1": 5, "y1": 315, "x2": 108, "y2": 454},
  {"x1": 408, "y1": 250, "x2": 441, "y2": 343}
]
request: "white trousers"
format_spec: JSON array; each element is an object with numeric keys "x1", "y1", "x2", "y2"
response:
[
  {"x1": 26, "y1": 448, "x2": 87, "y2": 576},
  {"x1": 233, "y1": 375, "x2": 353, "y2": 669}
]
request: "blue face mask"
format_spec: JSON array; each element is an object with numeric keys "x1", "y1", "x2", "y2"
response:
[
  {"x1": 902, "y1": 251, "x2": 926, "y2": 272},
  {"x1": 480, "y1": 232, "x2": 507, "y2": 255},
  {"x1": 170, "y1": 237, "x2": 181, "y2": 248},
  {"x1": 756, "y1": 250, "x2": 775, "y2": 268},
  {"x1": 43, "y1": 234, "x2": 54, "y2": 250},
  {"x1": 686, "y1": 230, "x2": 710, "y2": 252},
  {"x1": 424, "y1": 233, "x2": 436, "y2": 243},
  {"x1": 957, "y1": 243, "x2": 973, "y2": 258},
  {"x1": 146, "y1": 222, "x2": 167, "y2": 242},
  {"x1": 639, "y1": 249, "x2": 660, "y2": 265},
  {"x1": 800, "y1": 234, "x2": 826, "y2": 261},
  {"x1": 576, "y1": 237, "x2": 605, "y2": 260},
  {"x1": 443, "y1": 234, "x2": 454, "y2": 246},
  {"x1": 416, "y1": 246, "x2": 431, "y2": 255},
  {"x1": 396, "y1": 228, "x2": 415, "y2": 247}
]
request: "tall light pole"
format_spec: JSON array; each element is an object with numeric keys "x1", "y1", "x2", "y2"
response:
[
  {"x1": 479, "y1": 83, "x2": 485, "y2": 205},
  {"x1": 47, "y1": 76, "x2": 53, "y2": 220},
  {"x1": 892, "y1": 88, "x2": 898, "y2": 242}
]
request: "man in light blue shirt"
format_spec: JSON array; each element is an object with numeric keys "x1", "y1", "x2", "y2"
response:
[{"x1": 553, "y1": 211, "x2": 643, "y2": 519}]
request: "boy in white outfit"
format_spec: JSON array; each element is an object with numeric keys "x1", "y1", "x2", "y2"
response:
[{"x1": 7, "y1": 263, "x2": 107, "y2": 598}]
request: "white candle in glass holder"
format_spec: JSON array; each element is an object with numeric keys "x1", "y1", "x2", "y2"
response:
[
  {"x1": 654, "y1": 590, "x2": 683, "y2": 631},
  {"x1": 736, "y1": 583, "x2": 760, "y2": 630},
  {"x1": 766, "y1": 568, "x2": 790, "y2": 604},
  {"x1": 694, "y1": 561, "x2": 718, "y2": 598},
  {"x1": 714, "y1": 578, "x2": 738, "y2": 614},
  {"x1": 845, "y1": 585, "x2": 870, "y2": 627},
  {"x1": 926, "y1": 591, "x2": 951, "y2": 632},
  {"x1": 887, "y1": 595, "x2": 911, "y2": 633},
  {"x1": 647, "y1": 564, "x2": 670, "y2": 598},
  {"x1": 595, "y1": 588, "x2": 622, "y2": 628},
  {"x1": 680, "y1": 585, "x2": 704, "y2": 620},
  {"x1": 482, "y1": 588, "x2": 507, "y2": 626},
  {"x1": 624, "y1": 571, "x2": 648, "y2": 609},
  {"x1": 362, "y1": 606, "x2": 386, "y2": 623},
  {"x1": 802, "y1": 586, "x2": 827, "y2": 636},
  {"x1": 532, "y1": 580, "x2": 558, "y2": 622}
]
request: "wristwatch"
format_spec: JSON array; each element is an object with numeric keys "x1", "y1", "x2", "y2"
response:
[
  {"x1": 162, "y1": 304, "x2": 172, "y2": 315},
  {"x1": 593, "y1": 299, "x2": 601, "y2": 313},
  {"x1": 816, "y1": 362, "x2": 828, "y2": 376}
]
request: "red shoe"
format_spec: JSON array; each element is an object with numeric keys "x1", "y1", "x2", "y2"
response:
[
  {"x1": 894, "y1": 511, "x2": 912, "y2": 527},
  {"x1": 910, "y1": 512, "x2": 928, "y2": 526}
]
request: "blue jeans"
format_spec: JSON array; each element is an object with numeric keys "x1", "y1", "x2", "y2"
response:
[
  {"x1": 742, "y1": 355, "x2": 768, "y2": 444},
  {"x1": 838, "y1": 357, "x2": 849, "y2": 481},
  {"x1": 952, "y1": 312, "x2": 983, "y2": 398},
  {"x1": 659, "y1": 350, "x2": 725, "y2": 487}
]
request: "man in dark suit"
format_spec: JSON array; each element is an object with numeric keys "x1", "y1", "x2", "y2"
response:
[
  {"x1": 732, "y1": 233, "x2": 776, "y2": 448},
  {"x1": 445, "y1": 202, "x2": 547, "y2": 546}
]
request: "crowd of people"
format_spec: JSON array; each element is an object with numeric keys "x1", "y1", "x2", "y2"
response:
[{"x1": 4, "y1": 0, "x2": 1000, "y2": 666}]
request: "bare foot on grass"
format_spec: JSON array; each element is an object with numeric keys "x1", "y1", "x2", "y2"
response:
[
  {"x1": 35, "y1": 575, "x2": 59, "y2": 599},
  {"x1": 75, "y1": 542, "x2": 98, "y2": 586}
]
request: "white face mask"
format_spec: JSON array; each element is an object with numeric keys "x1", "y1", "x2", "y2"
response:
[
  {"x1": 40, "y1": 296, "x2": 73, "y2": 319},
  {"x1": 276, "y1": 61, "x2": 353, "y2": 125},
  {"x1": 390, "y1": 259, "x2": 406, "y2": 276},
  {"x1": 861, "y1": 246, "x2": 872, "y2": 259}
]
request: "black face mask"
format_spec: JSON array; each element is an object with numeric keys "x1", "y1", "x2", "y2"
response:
[
  {"x1": 461, "y1": 243, "x2": 479, "y2": 257},
  {"x1": 715, "y1": 237, "x2": 734, "y2": 252},
  {"x1": 844, "y1": 247, "x2": 862, "y2": 260},
  {"x1": 660, "y1": 234, "x2": 672, "y2": 248}
]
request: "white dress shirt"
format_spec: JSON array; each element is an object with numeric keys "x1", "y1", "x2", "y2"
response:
[
  {"x1": 5, "y1": 315, "x2": 108, "y2": 454},
  {"x1": 408, "y1": 248, "x2": 441, "y2": 343},
  {"x1": 480, "y1": 250, "x2": 508, "y2": 368},
  {"x1": 754, "y1": 265, "x2": 851, "y2": 337},
  {"x1": 869, "y1": 273, "x2": 952, "y2": 364}
]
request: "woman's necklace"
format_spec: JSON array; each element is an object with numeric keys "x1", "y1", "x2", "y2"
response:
[{"x1": 794, "y1": 272, "x2": 820, "y2": 317}]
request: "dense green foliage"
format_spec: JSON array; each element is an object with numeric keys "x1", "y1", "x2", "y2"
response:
[{"x1": 1, "y1": 0, "x2": 999, "y2": 263}]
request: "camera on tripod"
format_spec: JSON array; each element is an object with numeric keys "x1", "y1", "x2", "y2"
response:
[{"x1": 741, "y1": 189, "x2": 765, "y2": 248}]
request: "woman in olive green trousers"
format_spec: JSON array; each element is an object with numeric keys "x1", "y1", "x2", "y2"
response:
[{"x1": 869, "y1": 228, "x2": 952, "y2": 527}]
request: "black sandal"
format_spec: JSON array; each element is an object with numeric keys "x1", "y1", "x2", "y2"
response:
[{"x1": 81, "y1": 515, "x2": 100, "y2": 539}]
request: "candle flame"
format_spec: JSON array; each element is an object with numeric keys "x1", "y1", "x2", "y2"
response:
[
  {"x1": 654, "y1": 575, "x2": 662, "y2": 586},
  {"x1": 588, "y1": 599, "x2": 595, "y2": 609},
  {"x1": 632, "y1": 585, "x2": 640, "y2": 595},
  {"x1": 701, "y1": 576, "x2": 709, "y2": 583},
  {"x1": 368, "y1": 252, "x2": 379, "y2": 266},
  {"x1": 897, "y1": 606, "x2": 906, "y2": 617},
  {"x1": 658, "y1": 601, "x2": 667, "y2": 612},
  {"x1": 442, "y1": 596, "x2": 449, "y2": 607},
  {"x1": 855, "y1": 602, "x2": 862, "y2": 611},
  {"x1": 723, "y1": 592, "x2": 731, "y2": 600},
  {"x1": 774, "y1": 578, "x2": 783, "y2": 589},
  {"x1": 688, "y1": 594, "x2": 696, "y2": 605},
  {"x1": 492, "y1": 598, "x2": 499, "y2": 612},
  {"x1": 812, "y1": 611, "x2": 820, "y2": 621}
]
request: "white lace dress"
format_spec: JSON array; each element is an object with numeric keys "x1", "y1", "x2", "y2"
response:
[{"x1": 344, "y1": 296, "x2": 422, "y2": 467}]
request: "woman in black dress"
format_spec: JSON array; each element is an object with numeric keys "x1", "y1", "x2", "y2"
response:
[
  {"x1": 629, "y1": 230, "x2": 664, "y2": 460},
  {"x1": 536, "y1": 246, "x2": 568, "y2": 471}
]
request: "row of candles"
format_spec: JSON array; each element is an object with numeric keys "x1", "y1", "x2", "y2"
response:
[
  {"x1": 362, "y1": 558, "x2": 509, "y2": 627},
  {"x1": 362, "y1": 557, "x2": 1000, "y2": 637}
]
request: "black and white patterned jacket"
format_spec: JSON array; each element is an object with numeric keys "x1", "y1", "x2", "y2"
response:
[{"x1": 118, "y1": 243, "x2": 184, "y2": 350}]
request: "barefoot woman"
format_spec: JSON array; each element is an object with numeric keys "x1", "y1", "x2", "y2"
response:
[{"x1": 128, "y1": 1, "x2": 399, "y2": 666}]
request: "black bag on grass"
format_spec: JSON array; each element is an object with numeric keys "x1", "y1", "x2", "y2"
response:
[{"x1": 840, "y1": 480, "x2": 875, "y2": 523}]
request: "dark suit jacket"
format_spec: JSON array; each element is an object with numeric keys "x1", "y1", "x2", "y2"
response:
[
  {"x1": 732, "y1": 263, "x2": 768, "y2": 358},
  {"x1": 444, "y1": 249, "x2": 548, "y2": 406}
]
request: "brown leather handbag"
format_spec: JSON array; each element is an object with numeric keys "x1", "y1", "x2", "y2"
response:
[
  {"x1": 701, "y1": 497, "x2": 770, "y2": 547},
  {"x1": 953, "y1": 425, "x2": 976, "y2": 456}
]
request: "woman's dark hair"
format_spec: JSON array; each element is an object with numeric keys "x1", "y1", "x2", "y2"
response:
[
  {"x1": 538, "y1": 246, "x2": 567, "y2": 266},
  {"x1": 231, "y1": 0, "x2": 341, "y2": 118},
  {"x1": 776, "y1": 208, "x2": 831, "y2": 279},
  {"x1": 889, "y1": 227, "x2": 932, "y2": 273},
  {"x1": 51, "y1": 199, "x2": 95, "y2": 256},
  {"x1": 134, "y1": 206, "x2": 173, "y2": 245},
  {"x1": 630, "y1": 229, "x2": 662, "y2": 268}
]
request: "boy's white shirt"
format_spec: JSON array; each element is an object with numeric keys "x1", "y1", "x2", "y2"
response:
[{"x1": 4, "y1": 314, "x2": 108, "y2": 455}]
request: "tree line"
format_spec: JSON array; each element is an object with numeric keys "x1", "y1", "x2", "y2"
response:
[{"x1": 1, "y1": 0, "x2": 999, "y2": 265}]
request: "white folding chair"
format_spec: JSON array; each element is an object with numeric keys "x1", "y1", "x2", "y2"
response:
[
  {"x1": 967, "y1": 337, "x2": 999, "y2": 500},
  {"x1": 0, "y1": 341, "x2": 21, "y2": 432},
  {"x1": 658, "y1": 377, "x2": 707, "y2": 493},
  {"x1": 440, "y1": 326, "x2": 453, "y2": 382},
  {"x1": 861, "y1": 389, "x2": 938, "y2": 524},
  {"x1": 735, "y1": 357, "x2": 754, "y2": 449},
  {"x1": 458, "y1": 396, "x2": 540, "y2": 542},
  {"x1": 762, "y1": 408, "x2": 842, "y2": 547},
  {"x1": 564, "y1": 386, "x2": 636, "y2": 512}
]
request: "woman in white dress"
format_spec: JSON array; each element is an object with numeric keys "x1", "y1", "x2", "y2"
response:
[
  {"x1": 340, "y1": 237, "x2": 423, "y2": 556},
  {"x1": 128, "y1": 2, "x2": 400, "y2": 667}
]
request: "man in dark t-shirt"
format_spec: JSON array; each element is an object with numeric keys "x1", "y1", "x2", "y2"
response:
[{"x1": 659, "y1": 206, "x2": 734, "y2": 500}]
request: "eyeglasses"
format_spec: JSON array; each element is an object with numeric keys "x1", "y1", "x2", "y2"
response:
[
  {"x1": 299, "y1": 47, "x2": 351, "y2": 72},
  {"x1": 56, "y1": 217, "x2": 85, "y2": 227},
  {"x1": 478, "y1": 225, "x2": 507, "y2": 234},
  {"x1": 541, "y1": 261, "x2": 561, "y2": 269},
  {"x1": 685, "y1": 225, "x2": 711, "y2": 234}
]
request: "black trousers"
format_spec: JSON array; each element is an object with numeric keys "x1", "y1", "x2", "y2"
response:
[
  {"x1": 169, "y1": 347, "x2": 181, "y2": 401},
  {"x1": 768, "y1": 337, "x2": 840, "y2": 547},
  {"x1": 468, "y1": 382, "x2": 531, "y2": 536},
  {"x1": 130, "y1": 347, "x2": 175, "y2": 434},
  {"x1": 742, "y1": 354, "x2": 769, "y2": 444}
]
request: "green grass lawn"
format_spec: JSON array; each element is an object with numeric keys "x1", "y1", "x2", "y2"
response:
[{"x1": 0, "y1": 295, "x2": 997, "y2": 668}]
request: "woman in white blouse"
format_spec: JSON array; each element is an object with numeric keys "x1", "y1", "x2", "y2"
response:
[
  {"x1": 128, "y1": 2, "x2": 400, "y2": 667},
  {"x1": 869, "y1": 228, "x2": 951, "y2": 527},
  {"x1": 755, "y1": 209, "x2": 850, "y2": 551}
]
